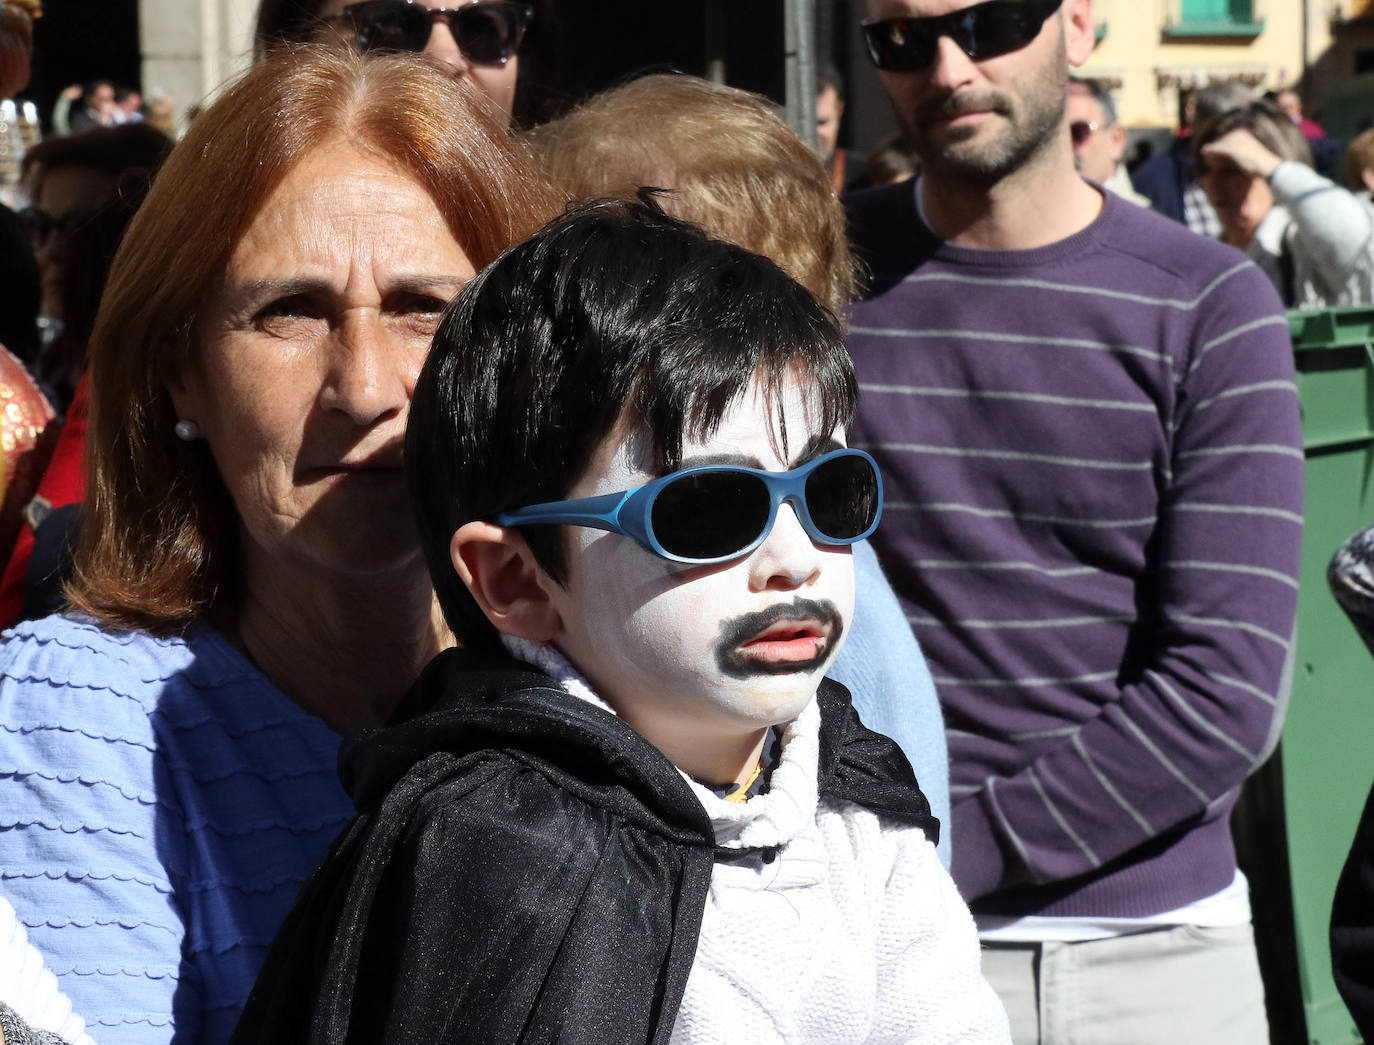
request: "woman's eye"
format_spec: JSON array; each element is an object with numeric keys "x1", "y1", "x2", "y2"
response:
[
  {"x1": 254, "y1": 294, "x2": 324, "y2": 326},
  {"x1": 386, "y1": 292, "x2": 450, "y2": 336},
  {"x1": 387, "y1": 291, "x2": 448, "y2": 315}
]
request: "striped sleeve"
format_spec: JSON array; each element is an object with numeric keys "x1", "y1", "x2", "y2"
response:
[
  {"x1": 0, "y1": 626, "x2": 194, "y2": 1045},
  {"x1": 950, "y1": 262, "x2": 1302, "y2": 900}
]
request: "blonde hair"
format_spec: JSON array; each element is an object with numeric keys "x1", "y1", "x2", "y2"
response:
[
  {"x1": 1347, "y1": 128, "x2": 1374, "y2": 192},
  {"x1": 68, "y1": 46, "x2": 559, "y2": 633},
  {"x1": 532, "y1": 74, "x2": 856, "y2": 314},
  {"x1": 1193, "y1": 99, "x2": 1313, "y2": 175}
]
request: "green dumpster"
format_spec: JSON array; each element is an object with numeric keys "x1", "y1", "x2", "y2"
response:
[{"x1": 1269, "y1": 307, "x2": 1374, "y2": 1044}]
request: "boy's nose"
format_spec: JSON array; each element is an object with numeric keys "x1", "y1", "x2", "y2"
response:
[{"x1": 748, "y1": 503, "x2": 821, "y2": 592}]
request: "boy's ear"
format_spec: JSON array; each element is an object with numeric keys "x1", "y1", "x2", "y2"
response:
[{"x1": 450, "y1": 521, "x2": 563, "y2": 643}]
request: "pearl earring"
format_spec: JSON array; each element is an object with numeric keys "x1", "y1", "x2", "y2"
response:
[{"x1": 174, "y1": 420, "x2": 200, "y2": 441}]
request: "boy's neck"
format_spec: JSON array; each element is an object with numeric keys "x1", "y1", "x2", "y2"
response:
[{"x1": 672, "y1": 725, "x2": 772, "y2": 791}]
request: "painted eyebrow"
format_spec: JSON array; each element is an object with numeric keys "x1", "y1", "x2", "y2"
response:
[
  {"x1": 794, "y1": 434, "x2": 843, "y2": 465},
  {"x1": 677, "y1": 451, "x2": 765, "y2": 470}
]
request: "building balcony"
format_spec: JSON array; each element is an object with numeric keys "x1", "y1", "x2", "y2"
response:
[{"x1": 1163, "y1": 0, "x2": 1265, "y2": 38}]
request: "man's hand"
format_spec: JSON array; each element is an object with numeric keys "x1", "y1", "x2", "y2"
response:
[{"x1": 1200, "y1": 128, "x2": 1284, "y2": 181}]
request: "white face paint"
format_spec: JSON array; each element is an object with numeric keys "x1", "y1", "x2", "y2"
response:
[{"x1": 546, "y1": 374, "x2": 856, "y2": 756}]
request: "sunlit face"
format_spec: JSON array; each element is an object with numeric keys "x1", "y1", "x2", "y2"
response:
[
  {"x1": 816, "y1": 84, "x2": 844, "y2": 164},
  {"x1": 1276, "y1": 90, "x2": 1302, "y2": 123},
  {"x1": 1066, "y1": 86, "x2": 1120, "y2": 184},
  {"x1": 547, "y1": 374, "x2": 856, "y2": 749},
  {"x1": 315, "y1": 0, "x2": 520, "y2": 117},
  {"x1": 169, "y1": 139, "x2": 475, "y2": 583},
  {"x1": 1198, "y1": 158, "x2": 1274, "y2": 246},
  {"x1": 866, "y1": 0, "x2": 1074, "y2": 186}
]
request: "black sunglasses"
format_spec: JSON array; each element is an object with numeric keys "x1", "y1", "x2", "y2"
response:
[
  {"x1": 333, "y1": 0, "x2": 533, "y2": 65},
  {"x1": 17, "y1": 206, "x2": 94, "y2": 249},
  {"x1": 862, "y1": 0, "x2": 1064, "y2": 72},
  {"x1": 1069, "y1": 119, "x2": 1100, "y2": 145}
]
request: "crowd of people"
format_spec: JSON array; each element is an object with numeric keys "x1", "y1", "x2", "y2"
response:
[{"x1": 0, "y1": 0, "x2": 1370, "y2": 1042}]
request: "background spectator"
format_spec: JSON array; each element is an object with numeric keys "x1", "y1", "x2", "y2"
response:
[
  {"x1": 1068, "y1": 76, "x2": 1149, "y2": 207},
  {"x1": 1346, "y1": 127, "x2": 1374, "y2": 196},
  {"x1": 1131, "y1": 80, "x2": 1253, "y2": 235},
  {"x1": 143, "y1": 92, "x2": 176, "y2": 137},
  {"x1": 253, "y1": 0, "x2": 532, "y2": 118},
  {"x1": 1195, "y1": 98, "x2": 1374, "y2": 308},
  {"x1": 1276, "y1": 86, "x2": 1325, "y2": 141},
  {"x1": 65, "y1": 79, "x2": 115, "y2": 132},
  {"x1": 865, "y1": 132, "x2": 920, "y2": 186},
  {"x1": 111, "y1": 85, "x2": 141, "y2": 122},
  {"x1": 0, "y1": 182, "x2": 159, "y2": 631},
  {"x1": 18, "y1": 122, "x2": 170, "y2": 409},
  {"x1": 816, "y1": 62, "x2": 846, "y2": 190}
]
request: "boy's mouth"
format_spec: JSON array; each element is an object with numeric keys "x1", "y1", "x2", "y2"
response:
[
  {"x1": 739, "y1": 619, "x2": 828, "y2": 664},
  {"x1": 715, "y1": 599, "x2": 843, "y2": 679}
]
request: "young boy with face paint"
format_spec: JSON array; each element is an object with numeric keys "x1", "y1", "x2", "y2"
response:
[{"x1": 232, "y1": 201, "x2": 1010, "y2": 1044}]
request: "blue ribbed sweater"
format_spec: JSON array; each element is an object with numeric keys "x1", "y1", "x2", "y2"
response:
[{"x1": 0, "y1": 554, "x2": 947, "y2": 1043}]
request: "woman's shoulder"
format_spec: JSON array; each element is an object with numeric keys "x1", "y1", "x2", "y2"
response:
[{"x1": 0, "y1": 613, "x2": 281, "y2": 723}]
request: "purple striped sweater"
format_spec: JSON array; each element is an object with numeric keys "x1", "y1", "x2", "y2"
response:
[{"x1": 844, "y1": 183, "x2": 1303, "y2": 920}]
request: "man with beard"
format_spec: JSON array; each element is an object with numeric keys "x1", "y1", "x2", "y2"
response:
[{"x1": 844, "y1": 0, "x2": 1302, "y2": 1041}]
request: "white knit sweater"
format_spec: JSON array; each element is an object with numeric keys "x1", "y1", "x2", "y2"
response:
[
  {"x1": 505, "y1": 639, "x2": 1010, "y2": 1044},
  {"x1": 0, "y1": 893, "x2": 95, "y2": 1045}
]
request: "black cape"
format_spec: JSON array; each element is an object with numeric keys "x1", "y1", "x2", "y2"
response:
[{"x1": 231, "y1": 648, "x2": 937, "y2": 1045}]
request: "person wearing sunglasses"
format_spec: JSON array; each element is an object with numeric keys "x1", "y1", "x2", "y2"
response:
[
  {"x1": 253, "y1": 0, "x2": 531, "y2": 116},
  {"x1": 846, "y1": 0, "x2": 1301, "y2": 1042},
  {"x1": 233, "y1": 200, "x2": 1011, "y2": 1042},
  {"x1": 1066, "y1": 76, "x2": 1148, "y2": 208}
]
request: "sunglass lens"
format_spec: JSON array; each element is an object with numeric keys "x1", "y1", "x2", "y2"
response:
[
  {"x1": 955, "y1": 3, "x2": 1037, "y2": 59},
  {"x1": 454, "y1": 3, "x2": 523, "y2": 63},
  {"x1": 351, "y1": 1, "x2": 430, "y2": 51},
  {"x1": 17, "y1": 207, "x2": 52, "y2": 247},
  {"x1": 805, "y1": 455, "x2": 879, "y2": 541},
  {"x1": 650, "y1": 471, "x2": 771, "y2": 561},
  {"x1": 863, "y1": 19, "x2": 935, "y2": 72}
]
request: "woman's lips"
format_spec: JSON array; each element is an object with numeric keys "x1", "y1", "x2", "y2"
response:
[{"x1": 302, "y1": 463, "x2": 404, "y2": 488}]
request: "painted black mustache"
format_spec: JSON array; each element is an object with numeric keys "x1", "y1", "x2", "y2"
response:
[{"x1": 714, "y1": 598, "x2": 844, "y2": 680}]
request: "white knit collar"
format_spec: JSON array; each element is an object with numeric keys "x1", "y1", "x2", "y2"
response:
[{"x1": 500, "y1": 635, "x2": 820, "y2": 850}]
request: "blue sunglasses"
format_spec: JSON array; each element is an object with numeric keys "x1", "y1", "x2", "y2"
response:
[{"x1": 496, "y1": 448, "x2": 883, "y2": 565}]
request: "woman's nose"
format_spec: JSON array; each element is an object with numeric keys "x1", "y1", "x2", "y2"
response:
[{"x1": 319, "y1": 311, "x2": 414, "y2": 427}]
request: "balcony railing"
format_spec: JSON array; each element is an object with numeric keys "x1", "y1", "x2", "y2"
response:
[{"x1": 1164, "y1": 0, "x2": 1265, "y2": 37}]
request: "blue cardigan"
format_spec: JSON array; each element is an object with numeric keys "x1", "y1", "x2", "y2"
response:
[{"x1": 0, "y1": 616, "x2": 354, "y2": 1045}]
